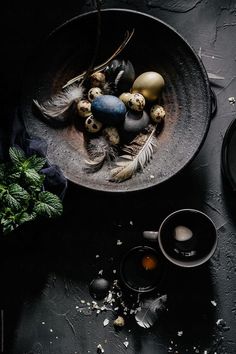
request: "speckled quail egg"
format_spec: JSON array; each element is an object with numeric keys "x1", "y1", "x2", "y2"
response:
[
  {"x1": 150, "y1": 104, "x2": 166, "y2": 123},
  {"x1": 119, "y1": 92, "x2": 132, "y2": 106},
  {"x1": 132, "y1": 71, "x2": 165, "y2": 101},
  {"x1": 77, "y1": 99, "x2": 91, "y2": 117},
  {"x1": 127, "y1": 93, "x2": 145, "y2": 111},
  {"x1": 103, "y1": 127, "x2": 120, "y2": 145},
  {"x1": 90, "y1": 71, "x2": 106, "y2": 88},
  {"x1": 88, "y1": 87, "x2": 103, "y2": 102},
  {"x1": 85, "y1": 115, "x2": 103, "y2": 133}
]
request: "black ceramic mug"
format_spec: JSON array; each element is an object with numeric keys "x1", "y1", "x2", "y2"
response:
[{"x1": 155, "y1": 209, "x2": 218, "y2": 268}]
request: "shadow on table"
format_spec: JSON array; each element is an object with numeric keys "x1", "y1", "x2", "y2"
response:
[{"x1": 123, "y1": 263, "x2": 217, "y2": 353}]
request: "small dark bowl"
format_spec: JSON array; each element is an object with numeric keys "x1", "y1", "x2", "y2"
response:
[
  {"x1": 158, "y1": 209, "x2": 217, "y2": 268},
  {"x1": 120, "y1": 246, "x2": 165, "y2": 293}
]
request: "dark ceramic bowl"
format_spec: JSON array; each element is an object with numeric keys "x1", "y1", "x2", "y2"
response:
[
  {"x1": 120, "y1": 246, "x2": 165, "y2": 293},
  {"x1": 158, "y1": 209, "x2": 217, "y2": 267},
  {"x1": 21, "y1": 9, "x2": 213, "y2": 192}
]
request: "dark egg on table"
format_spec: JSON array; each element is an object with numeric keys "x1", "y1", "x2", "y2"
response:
[{"x1": 89, "y1": 277, "x2": 110, "y2": 300}]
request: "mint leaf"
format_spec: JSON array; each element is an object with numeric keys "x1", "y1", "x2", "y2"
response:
[
  {"x1": 8, "y1": 184, "x2": 30, "y2": 203},
  {"x1": 24, "y1": 168, "x2": 44, "y2": 186},
  {"x1": 16, "y1": 211, "x2": 37, "y2": 225},
  {"x1": 9, "y1": 147, "x2": 26, "y2": 165},
  {"x1": 27, "y1": 155, "x2": 46, "y2": 172},
  {"x1": 0, "y1": 184, "x2": 7, "y2": 200},
  {"x1": 3, "y1": 184, "x2": 29, "y2": 211},
  {"x1": 33, "y1": 191, "x2": 63, "y2": 218}
]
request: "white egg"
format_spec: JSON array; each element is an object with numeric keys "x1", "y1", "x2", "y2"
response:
[{"x1": 174, "y1": 225, "x2": 193, "y2": 241}]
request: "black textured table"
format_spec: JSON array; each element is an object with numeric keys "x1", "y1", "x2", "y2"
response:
[{"x1": 1, "y1": 1, "x2": 236, "y2": 353}]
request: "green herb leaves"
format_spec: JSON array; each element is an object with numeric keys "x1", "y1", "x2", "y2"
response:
[
  {"x1": 33, "y1": 192, "x2": 63, "y2": 218},
  {"x1": 0, "y1": 147, "x2": 63, "y2": 234}
]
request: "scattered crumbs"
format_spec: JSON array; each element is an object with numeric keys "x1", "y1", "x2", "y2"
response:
[
  {"x1": 128, "y1": 329, "x2": 131, "y2": 333},
  {"x1": 114, "y1": 316, "x2": 125, "y2": 327},
  {"x1": 204, "y1": 351, "x2": 208, "y2": 354},
  {"x1": 76, "y1": 305, "x2": 79, "y2": 309},
  {"x1": 150, "y1": 175, "x2": 155, "y2": 179},
  {"x1": 50, "y1": 341, "x2": 53, "y2": 344},
  {"x1": 105, "y1": 291, "x2": 113, "y2": 303},
  {"x1": 103, "y1": 318, "x2": 109, "y2": 327},
  {"x1": 123, "y1": 341, "x2": 129, "y2": 348},
  {"x1": 97, "y1": 344, "x2": 105, "y2": 353},
  {"x1": 211, "y1": 300, "x2": 217, "y2": 307},
  {"x1": 113, "y1": 269, "x2": 117, "y2": 274},
  {"x1": 98, "y1": 270, "x2": 103, "y2": 275},
  {"x1": 42, "y1": 321, "x2": 45, "y2": 325},
  {"x1": 96, "y1": 255, "x2": 100, "y2": 258},
  {"x1": 117, "y1": 240, "x2": 123, "y2": 245},
  {"x1": 114, "y1": 307, "x2": 119, "y2": 311},
  {"x1": 216, "y1": 318, "x2": 230, "y2": 331},
  {"x1": 129, "y1": 220, "x2": 133, "y2": 226},
  {"x1": 136, "y1": 307, "x2": 141, "y2": 312},
  {"x1": 50, "y1": 329, "x2": 53, "y2": 333},
  {"x1": 96, "y1": 309, "x2": 101, "y2": 314},
  {"x1": 177, "y1": 331, "x2": 183, "y2": 336},
  {"x1": 87, "y1": 302, "x2": 91, "y2": 306},
  {"x1": 56, "y1": 336, "x2": 58, "y2": 339},
  {"x1": 228, "y1": 97, "x2": 235, "y2": 104},
  {"x1": 81, "y1": 300, "x2": 85, "y2": 304}
]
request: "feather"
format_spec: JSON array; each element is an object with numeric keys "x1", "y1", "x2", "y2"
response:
[
  {"x1": 63, "y1": 29, "x2": 135, "y2": 89},
  {"x1": 84, "y1": 136, "x2": 117, "y2": 173},
  {"x1": 135, "y1": 295, "x2": 167, "y2": 329},
  {"x1": 110, "y1": 125, "x2": 157, "y2": 182},
  {"x1": 33, "y1": 84, "x2": 84, "y2": 119}
]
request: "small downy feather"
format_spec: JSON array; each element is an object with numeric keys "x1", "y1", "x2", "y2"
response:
[
  {"x1": 84, "y1": 136, "x2": 117, "y2": 173},
  {"x1": 110, "y1": 125, "x2": 157, "y2": 182},
  {"x1": 33, "y1": 84, "x2": 84, "y2": 120},
  {"x1": 135, "y1": 294, "x2": 167, "y2": 329}
]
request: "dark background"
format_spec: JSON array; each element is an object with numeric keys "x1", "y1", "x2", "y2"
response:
[{"x1": 1, "y1": 0, "x2": 236, "y2": 353}]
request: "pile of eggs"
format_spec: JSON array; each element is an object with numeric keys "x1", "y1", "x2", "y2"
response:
[{"x1": 76, "y1": 59, "x2": 166, "y2": 144}]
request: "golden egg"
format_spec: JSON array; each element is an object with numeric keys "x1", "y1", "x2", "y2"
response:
[{"x1": 131, "y1": 71, "x2": 165, "y2": 101}]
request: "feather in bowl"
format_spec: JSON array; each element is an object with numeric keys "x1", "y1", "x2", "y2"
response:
[{"x1": 20, "y1": 9, "x2": 212, "y2": 192}]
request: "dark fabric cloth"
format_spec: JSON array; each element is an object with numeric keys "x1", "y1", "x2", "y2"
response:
[{"x1": 0, "y1": 110, "x2": 67, "y2": 199}]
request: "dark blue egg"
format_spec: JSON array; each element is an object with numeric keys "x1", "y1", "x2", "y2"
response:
[{"x1": 91, "y1": 95, "x2": 126, "y2": 125}]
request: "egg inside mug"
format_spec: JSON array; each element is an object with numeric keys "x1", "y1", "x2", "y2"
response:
[{"x1": 158, "y1": 209, "x2": 217, "y2": 267}]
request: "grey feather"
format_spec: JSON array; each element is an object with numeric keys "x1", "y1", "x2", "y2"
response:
[
  {"x1": 84, "y1": 136, "x2": 117, "y2": 173},
  {"x1": 33, "y1": 84, "x2": 84, "y2": 118},
  {"x1": 110, "y1": 126, "x2": 157, "y2": 182},
  {"x1": 135, "y1": 295, "x2": 167, "y2": 328}
]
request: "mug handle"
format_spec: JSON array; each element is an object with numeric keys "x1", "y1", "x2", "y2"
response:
[{"x1": 143, "y1": 231, "x2": 159, "y2": 241}]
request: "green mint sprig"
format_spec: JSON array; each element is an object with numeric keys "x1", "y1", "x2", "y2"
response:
[{"x1": 0, "y1": 147, "x2": 63, "y2": 234}]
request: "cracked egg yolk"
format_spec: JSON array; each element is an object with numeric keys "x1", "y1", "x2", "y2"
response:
[{"x1": 141, "y1": 255, "x2": 158, "y2": 270}]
